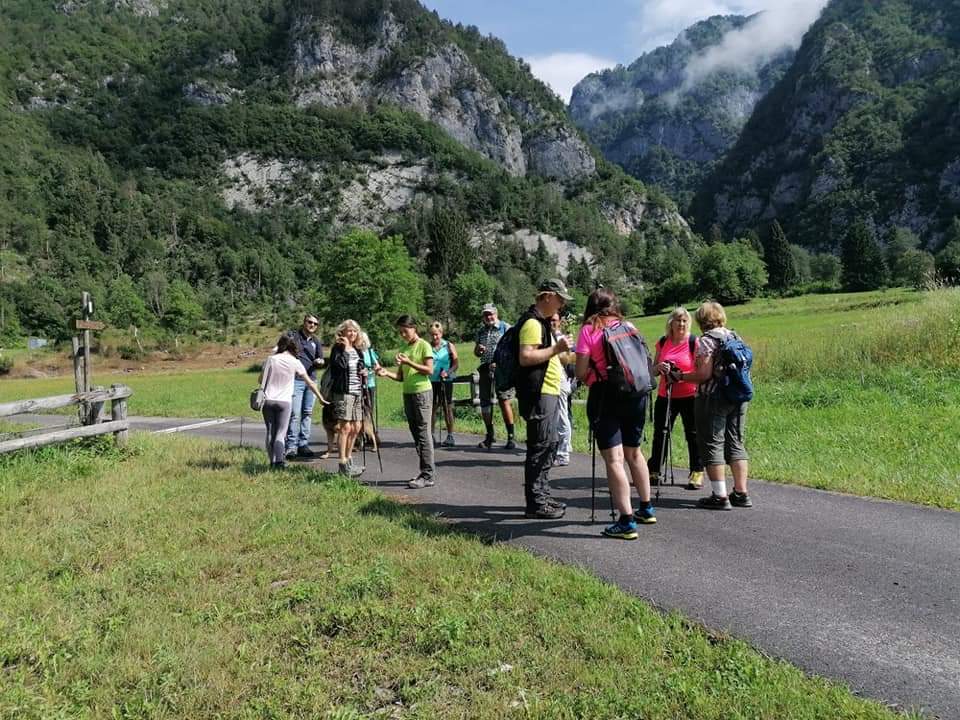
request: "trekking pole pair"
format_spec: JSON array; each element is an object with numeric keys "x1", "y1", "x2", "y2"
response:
[
  {"x1": 656, "y1": 366, "x2": 678, "y2": 502},
  {"x1": 362, "y1": 385, "x2": 384, "y2": 478}
]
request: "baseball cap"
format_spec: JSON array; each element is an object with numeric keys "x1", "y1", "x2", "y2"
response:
[
  {"x1": 538, "y1": 278, "x2": 573, "y2": 301},
  {"x1": 481, "y1": 303, "x2": 497, "y2": 315}
]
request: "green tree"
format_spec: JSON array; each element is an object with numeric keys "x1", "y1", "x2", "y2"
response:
[
  {"x1": 694, "y1": 241, "x2": 768, "y2": 305},
  {"x1": 451, "y1": 264, "x2": 497, "y2": 332},
  {"x1": 163, "y1": 280, "x2": 204, "y2": 334},
  {"x1": 886, "y1": 226, "x2": 920, "y2": 277},
  {"x1": 894, "y1": 249, "x2": 935, "y2": 289},
  {"x1": 810, "y1": 253, "x2": 842, "y2": 284},
  {"x1": 935, "y1": 240, "x2": 960, "y2": 285},
  {"x1": 789, "y1": 244, "x2": 812, "y2": 284},
  {"x1": 318, "y1": 229, "x2": 424, "y2": 346},
  {"x1": 841, "y1": 222, "x2": 888, "y2": 291},
  {"x1": 105, "y1": 274, "x2": 149, "y2": 329},
  {"x1": 763, "y1": 220, "x2": 798, "y2": 291},
  {"x1": 425, "y1": 204, "x2": 472, "y2": 283}
]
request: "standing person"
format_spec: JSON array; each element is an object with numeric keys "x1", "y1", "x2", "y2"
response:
[
  {"x1": 259, "y1": 335, "x2": 325, "y2": 469},
  {"x1": 285, "y1": 314, "x2": 324, "y2": 459},
  {"x1": 359, "y1": 330, "x2": 380, "y2": 440},
  {"x1": 673, "y1": 301, "x2": 753, "y2": 509},
  {"x1": 376, "y1": 316, "x2": 436, "y2": 488},
  {"x1": 429, "y1": 321, "x2": 459, "y2": 447},
  {"x1": 329, "y1": 320, "x2": 367, "y2": 476},
  {"x1": 550, "y1": 313, "x2": 575, "y2": 467},
  {"x1": 575, "y1": 288, "x2": 656, "y2": 540},
  {"x1": 648, "y1": 307, "x2": 704, "y2": 489},
  {"x1": 474, "y1": 303, "x2": 517, "y2": 450},
  {"x1": 516, "y1": 280, "x2": 573, "y2": 519}
]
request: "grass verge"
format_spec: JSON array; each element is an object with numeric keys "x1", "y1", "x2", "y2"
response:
[{"x1": 0, "y1": 435, "x2": 910, "y2": 719}]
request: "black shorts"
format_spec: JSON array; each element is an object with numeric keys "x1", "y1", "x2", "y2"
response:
[
  {"x1": 431, "y1": 380, "x2": 454, "y2": 406},
  {"x1": 478, "y1": 363, "x2": 516, "y2": 408},
  {"x1": 587, "y1": 383, "x2": 647, "y2": 450}
]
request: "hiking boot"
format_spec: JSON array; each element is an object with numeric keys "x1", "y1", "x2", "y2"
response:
[
  {"x1": 478, "y1": 436, "x2": 494, "y2": 450},
  {"x1": 698, "y1": 493, "x2": 733, "y2": 510},
  {"x1": 649, "y1": 471, "x2": 661, "y2": 486},
  {"x1": 602, "y1": 518, "x2": 638, "y2": 540},
  {"x1": 730, "y1": 490, "x2": 753, "y2": 508},
  {"x1": 442, "y1": 434, "x2": 455, "y2": 447},
  {"x1": 347, "y1": 458, "x2": 364, "y2": 477},
  {"x1": 553, "y1": 456, "x2": 570, "y2": 467},
  {"x1": 504, "y1": 437, "x2": 517, "y2": 450},
  {"x1": 524, "y1": 504, "x2": 565, "y2": 520},
  {"x1": 633, "y1": 504, "x2": 657, "y2": 525},
  {"x1": 407, "y1": 476, "x2": 435, "y2": 489},
  {"x1": 285, "y1": 449, "x2": 297, "y2": 460},
  {"x1": 686, "y1": 471, "x2": 704, "y2": 490},
  {"x1": 297, "y1": 446, "x2": 315, "y2": 458},
  {"x1": 337, "y1": 462, "x2": 351, "y2": 476}
]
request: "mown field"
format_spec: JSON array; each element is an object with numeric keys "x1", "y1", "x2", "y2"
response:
[
  {"x1": 0, "y1": 435, "x2": 911, "y2": 719},
  {"x1": 2, "y1": 289, "x2": 959, "y2": 509}
]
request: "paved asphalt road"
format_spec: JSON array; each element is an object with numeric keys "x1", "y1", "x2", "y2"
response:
[{"x1": 18, "y1": 414, "x2": 960, "y2": 717}]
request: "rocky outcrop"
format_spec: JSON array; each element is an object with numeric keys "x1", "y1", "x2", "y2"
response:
[
  {"x1": 183, "y1": 80, "x2": 239, "y2": 106},
  {"x1": 336, "y1": 153, "x2": 435, "y2": 229},
  {"x1": 599, "y1": 193, "x2": 693, "y2": 238},
  {"x1": 471, "y1": 224, "x2": 595, "y2": 277},
  {"x1": 290, "y1": 14, "x2": 596, "y2": 183}
]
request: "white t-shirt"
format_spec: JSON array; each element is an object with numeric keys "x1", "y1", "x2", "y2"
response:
[{"x1": 261, "y1": 353, "x2": 307, "y2": 402}]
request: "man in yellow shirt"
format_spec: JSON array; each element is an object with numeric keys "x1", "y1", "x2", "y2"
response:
[{"x1": 517, "y1": 279, "x2": 573, "y2": 519}]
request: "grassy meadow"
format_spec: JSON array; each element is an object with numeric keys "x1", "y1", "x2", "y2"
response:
[
  {"x1": 1, "y1": 288, "x2": 958, "y2": 509},
  {"x1": 0, "y1": 435, "x2": 911, "y2": 719}
]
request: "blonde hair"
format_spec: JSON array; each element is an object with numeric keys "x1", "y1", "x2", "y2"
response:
[
  {"x1": 665, "y1": 307, "x2": 692, "y2": 337},
  {"x1": 695, "y1": 301, "x2": 727, "y2": 331},
  {"x1": 429, "y1": 321, "x2": 444, "y2": 334},
  {"x1": 335, "y1": 319, "x2": 361, "y2": 339},
  {"x1": 357, "y1": 331, "x2": 371, "y2": 352}
]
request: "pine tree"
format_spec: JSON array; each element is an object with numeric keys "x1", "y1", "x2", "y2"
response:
[
  {"x1": 763, "y1": 220, "x2": 798, "y2": 291},
  {"x1": 841, "y1": 221, "x2": 888, "y2": 291}
]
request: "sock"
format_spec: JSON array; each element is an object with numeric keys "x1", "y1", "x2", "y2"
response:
[
  {"x1": 483, "y1": 420, "x2": 494, "y2": 438},
  {"x1": 711, "y1": 479, "x2": 727, "y2": 497},
  {"x1": 506, "y1": 423, "x2": 515, "y2": 438},
  {"x1": 619, "y1": 513, "x2": 634, "y2": 524}
]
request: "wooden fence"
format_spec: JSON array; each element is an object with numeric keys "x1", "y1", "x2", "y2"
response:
[{"x1": 0, "y1": 384, "x2": 132, "y2": 455}]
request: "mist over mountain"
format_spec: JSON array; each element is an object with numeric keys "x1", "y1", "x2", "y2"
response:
[
  {"x1": 692, "y1": 0, "x2": 960, "y2": 251},
  {"x1": 569, "y1": 14, "x2": 795, "y2": 206}
]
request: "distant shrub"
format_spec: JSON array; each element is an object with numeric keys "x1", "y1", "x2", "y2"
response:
[{"x1": 0, "y1": 356, "x2": 13, "y2": 375}]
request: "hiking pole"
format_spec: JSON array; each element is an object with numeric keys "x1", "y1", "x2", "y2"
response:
[
  {"x1": 658, "y1": 376, "x2": 675, "y2": 501},
  {"x1": 365, "y1": 386, "x2": 384, "y2": 476},
  {"x1": 589, "y1": 424, "x2": 596, "y2": 523}
]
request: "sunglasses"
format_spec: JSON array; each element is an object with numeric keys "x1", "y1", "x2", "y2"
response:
[{"x1": 305, "y1": 320, "x2": 318, "y2": 326}]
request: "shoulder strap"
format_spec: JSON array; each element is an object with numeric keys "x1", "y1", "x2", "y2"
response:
[
  {"x1": 658, "y1": 335, "x2": 666, "y2": 349},
  {"x1": 688, "y1": 334, "x2": 697, "y2": 356}
]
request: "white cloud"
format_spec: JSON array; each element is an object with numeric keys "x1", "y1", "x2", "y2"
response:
[
  {"x1": 682, "y1": 1, "x2": 829, "y2": 86},
  {"x1": 526, "y1": 52, "x2": 618, "y2": 104},
  {"x1": 630, "y1": 0, "x2": 756, "y2": 52}
]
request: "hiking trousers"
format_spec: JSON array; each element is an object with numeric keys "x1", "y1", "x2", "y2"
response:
[
  {"x1": 648, "y1": 395, "x2": 702, "y2": 474},
  {"x1": 524, "y1": 393, "x2": 559, "y2": 510},
  {"x1": 403, "y1": 390, "x2": 435, "y2": 481}
]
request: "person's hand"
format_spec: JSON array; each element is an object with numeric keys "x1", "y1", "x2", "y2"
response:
[
  {"x1": 477, "y1": 344, "x2": 486, "y2": 355},
  {"x1": 374, "y1": 362, "x2": 382, "y2": 372},
  {"x1": 554, "y1": 335, "x2": 570, "y2": 354},
  {"x1": 375, "y1": 367, "x2": 387, "y2": 377},
  {"x1": 314, "y1": 358, "x2": 325, "y2": 368},
  {"x1": 657, "y1": 362, "x2": 670, "y2": 376},
  {"x1": 396, "y1": 352, "x2": 408, "y2": 366},
  {"x1": 668, "y1": 366, "x2": 683, "y2": 382},
  {"x1": 440, "y1": 370, "x2": 448, "y2": 379},
  {"x1": 334, "y1": 335, "x2": 346, "y2": 346}
]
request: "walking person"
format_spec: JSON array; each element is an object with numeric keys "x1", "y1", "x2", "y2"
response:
[
  {"x1": 516, "y1": 280, "x2": 574, "y2": 519},
  {"x1": 550, "y1": 313, "x2": 575, "y2": 467},
  {"x1": 329, "y1": 320, "x2": 367, "y2": 476},
  {"x1": 575, "y1": 287, "x2": 656, "y2": 540},
  {"x1": 376, "y1": 316, "x2": 436, "y2": 489},
  {"x1": 285, "y1": 314, "x2": 324, "y2": 459},
  {"x1": 648, "y1": 307, "x2": 704, "y2": 489},
  {"x1": 673, "y1": 301, "x2": 753, "y2": 509},
  {"x1": 259, "y1": 335, "x2": 325, "y2": 469},
  {"x1": 474, "y1": 303, "x2": 517, "y2": 450},
  {"x1": 429, "y1": 321, "x2": 459, "y2": 447}
]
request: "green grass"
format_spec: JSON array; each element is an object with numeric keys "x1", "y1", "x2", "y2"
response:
[
  {"x1": 0, "y1": 435, "x2": 910, "y2": 719},
  {"x1": 1, "y1": 289, "x2": 959, "y2": 510}
]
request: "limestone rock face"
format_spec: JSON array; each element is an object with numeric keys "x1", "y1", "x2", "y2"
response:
[
  {"x1": 290, "y1": 14, "x2": 599, "y2": 182},
  {"x1": 471, "y1": 224, "x2": 595, "y2": 278}
]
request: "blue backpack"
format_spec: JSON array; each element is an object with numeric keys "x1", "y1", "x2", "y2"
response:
[{"x1": 713, "y1": 331, "x2": 754, "y2": 403}]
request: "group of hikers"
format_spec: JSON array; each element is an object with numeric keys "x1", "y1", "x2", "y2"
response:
[{"x1": 256, "y1": 278, "x2": 753, "y2": 540}]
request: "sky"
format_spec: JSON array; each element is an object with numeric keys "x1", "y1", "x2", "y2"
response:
[{"x1": 420, "y1": 1, "x2": 827, "y2": 103}]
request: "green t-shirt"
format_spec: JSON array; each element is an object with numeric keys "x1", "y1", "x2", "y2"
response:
[
  {"x1": 519, "y1": 318, "x2": 561, "y2": 396},
  {"x1": 400, "y1": 337, "x2": 433, "y2": 395}
]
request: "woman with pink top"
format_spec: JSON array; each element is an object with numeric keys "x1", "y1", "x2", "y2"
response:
[
  {"x1": 648, "y1": 307, "x2": 705, "y2": 489},
  {"x1": 574, "y1": 288, "x2": 655, "y2": 541}
]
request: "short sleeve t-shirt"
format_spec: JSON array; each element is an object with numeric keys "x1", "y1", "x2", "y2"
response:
[
  {"x1": 476, "y1": 321, "x2": 509, "y2": 366},
  {"x1": 520, "y1": 317, "x2": 561, "y2": 396},
  {"x1": 657, "y1": 336, "x2": 699, "y2": 399},
  {"x1": 400, "y1": 337, "x2": 433, "y2": 395},
  {"x1": 695, "y1": 328, "x2": 732, "y2": 397},
  {"x1": 575, "y1": 318, "x2": 621, "y2": 386},
  {"x1": 262, "y1": 352, "x2": 307, "y2": 402}
]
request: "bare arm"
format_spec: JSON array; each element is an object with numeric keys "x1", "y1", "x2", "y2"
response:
[
  {"x1": 520, "y1": 338, "x2": 568, "y2": 367},
  {"x1": 682, "y1": 353, "x2": 713, "y2": 384},
  {"x1": 574, "y1": 352, "x2": 591, "y2": 383},
  {"x1": 448, "y1": 342, "x2": 459, "y2": 374},
  {"x1": 304, "y1": 376, "x2": 330, "y2": 405}
]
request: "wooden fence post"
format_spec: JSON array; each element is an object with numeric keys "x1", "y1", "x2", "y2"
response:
[{"x1": 111, "y1": 384, "x2": 128, "y2": 448}]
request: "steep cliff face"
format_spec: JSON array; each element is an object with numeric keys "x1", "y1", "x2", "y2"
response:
[
  {"x1": 570, "y1": 15, "x2": 793, "y2": 204},
  {"x1": 290, "y1": 14, "x2": 594, "y2": 183},
  {"x1": 693, "y1": 0, "x2": 960, "y2": 249}
]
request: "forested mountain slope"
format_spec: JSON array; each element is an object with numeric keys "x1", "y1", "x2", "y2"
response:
[
  {"x1": 0, "y1": 0, "x2": 691, "y2": 343},
  {"x1": 569, "y1": 15, "x2": 793, "y2": 207},
  {"x1": 692, "y1": 0, "x2": 960, "y2": 251}
]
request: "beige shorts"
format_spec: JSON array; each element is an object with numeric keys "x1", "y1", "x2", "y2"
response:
[{"x1": 333, "y1": 393, "x2": 362, "y2": 422}]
